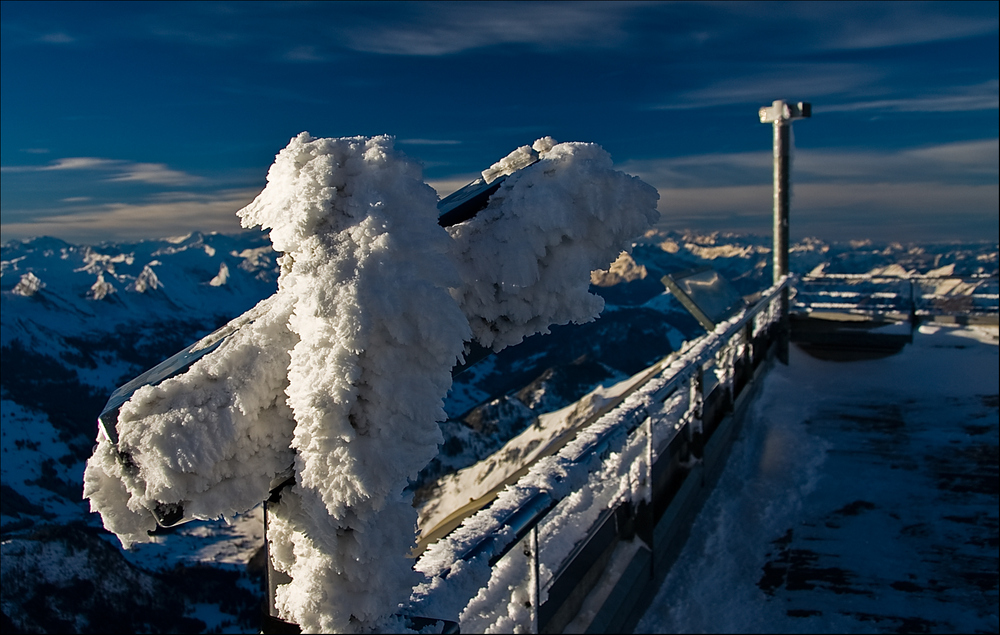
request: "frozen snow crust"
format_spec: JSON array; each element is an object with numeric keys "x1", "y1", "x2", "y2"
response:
[{"x1": 83, "y1": 133, "x2": 658, "y2": 633}]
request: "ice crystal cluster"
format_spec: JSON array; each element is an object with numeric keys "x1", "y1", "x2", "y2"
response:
[{"x1": 84, "y1": 132, "x2": 658, "y2": 632}]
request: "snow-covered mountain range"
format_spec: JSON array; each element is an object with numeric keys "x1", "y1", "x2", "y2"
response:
[{"x1": 1, "y1": 228, "x2": 996, "y2": 633}]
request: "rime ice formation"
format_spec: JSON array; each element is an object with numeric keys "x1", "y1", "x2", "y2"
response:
[
  {"x1": 237, "y1": 134, "x2": 472, "y2": 632},
  {"x1": 83, "y1": 296, "x2": 297, "y2": 547},
  {"x1": 83, "y1": 133, "x2": 658, "y2": 633},
  {"x1": 448, "y1": 139, "x2": 659, "y2": 351}
]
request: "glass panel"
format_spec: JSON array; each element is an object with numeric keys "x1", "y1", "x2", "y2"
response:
[{"x1": 664, "y1": 267, "x2": 746, "y2": 328}]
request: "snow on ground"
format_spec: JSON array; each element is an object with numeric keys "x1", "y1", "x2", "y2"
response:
[
  {"x1": 0, "y1": 399, "x2": 86, "y2": 525},
  {"x1": 417, "y1": 365, "x2": 662, "y2": 545},
  {"x1": 636, "y1": 322, "x2": 999, "y2": 634},
  {"x1": 444, "y1": 354, "x2": 498, "y2": 419},
  {"x1": 115, "y1": 504, "x2": 266, "y2": 572}
]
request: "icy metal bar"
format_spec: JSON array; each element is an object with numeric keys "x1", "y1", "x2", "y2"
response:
[{"x1": 436, "y1": 155, "x2": 539, "y2": 227}]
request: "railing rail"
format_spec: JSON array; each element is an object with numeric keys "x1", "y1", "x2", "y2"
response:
[
  {"x1": 408, "y1": 278, "x2": 789, "y2": 630},
  {"x1": 793, "y1": 273, "x2": 999, "y2": 318}
]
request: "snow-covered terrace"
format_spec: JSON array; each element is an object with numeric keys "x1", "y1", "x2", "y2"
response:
[
  {"x1": 409, "y1": 276, "x2": 788, "y2": 630},
  {"x1": 407, "y1": 283, "x2": 997, "y2": 633},
  {"x1": 636, "y1": 320, "x2": 998, "y2": 634}
]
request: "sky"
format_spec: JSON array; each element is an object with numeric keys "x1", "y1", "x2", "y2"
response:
[{"x1": 2, "y1": 1, "x2": 998, "y2": 245}]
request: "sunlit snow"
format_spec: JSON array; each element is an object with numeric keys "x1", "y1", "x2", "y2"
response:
[{"x1": 82, "y1": 133, "x2": 658, "y2": 632}]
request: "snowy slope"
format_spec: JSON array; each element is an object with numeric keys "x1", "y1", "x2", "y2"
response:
[{"x1": 1, "y1": 231, "x2": 279, "y2": 633}]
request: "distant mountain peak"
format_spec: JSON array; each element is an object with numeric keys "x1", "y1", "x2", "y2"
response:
[
  {"x1": 76, "y1": 247, "x2": 134, "y2": 276},
  {"x1": 208, "y1": 262, "x2": 230, "y2": 287},
  {"x1": 12, "y1": 272, "x2": 44, "y2": 297},
  {"x1": 591, "y1": 252, "x2": 648, "y2": 287},
  {"x1": 88, "y1": 272, "x2": 117, "y2": 300},
  {"x1": 128, "y1": 265, "x2": 163, "y2": 293}
]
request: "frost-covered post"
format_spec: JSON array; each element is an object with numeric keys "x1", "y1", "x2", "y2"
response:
[
  {"x1": 83, "y1": 133, "x2": 659, "y2": 634},
  {"x1": 759, "y1": 100, "x2": 810, "y2": 363},
  {"x1": 528, "y1": 525, "x2": 541, "y2": 632},
  {"x1": 759, "y1": 99, "x2": 810, "y2": 283}
]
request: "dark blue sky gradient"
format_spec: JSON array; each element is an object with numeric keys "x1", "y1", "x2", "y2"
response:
[{"x1": 2, "y1": 1, "x2": 997, "y2": 243}]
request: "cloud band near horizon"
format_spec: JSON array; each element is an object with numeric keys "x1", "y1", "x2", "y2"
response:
[{"x1": 3, "y1": 138, "x2": 996, "y2": 245}]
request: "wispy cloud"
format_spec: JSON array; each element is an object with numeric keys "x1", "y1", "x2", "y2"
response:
[
  {"x1": 2, "y1": 157, "x2": 203, "y2": 186},
  {"x1": 37, "y1": 157, "x2": 119, "y2": 171},
  {"x1": 108, "y1": 162, "x2": 201, "y2": 186},
  {"x1": 625, "y1": 139, "x2": 999, "y2": 240},
  {"x1": 707, "y1": 3, "x2": 1000, "y2": 54},
  {"x1": 0, "y1": 21, "x2": 79, "y2": 47},
  {"x1": 0, "y1": 188, "x2": 259, "y2": 244},
  {"x1": 331, "y1": 2, "x2": 634, "y2": 56},
  {"x1": 821, "y1": 81, "x2": 999, "y2": 113},
  {"x1": 621, "y1": 152, "x2": 770, "y2": 189},
  {"x1": 63, "y1": 2, "x2": 637, "y2": 59},
  {"x1": 398, "y1": 139, "x2": 463, "y2": 146},
  {"x1": 7, "y1": 2, "x2": 995, "y2": 63},
  {"x1": 795, "y1": 140, "x2": 1000, "y2": 183},
  {"x1": 906, "y1": 138, "x2": 1000, "y2": 167},
  {"x1": 148, "y1": 26, "x2": 245, "y2": 49},
  {"x1": 37, "y1": 32, "x2": 75, "y2": 44},
  {"x1": 812, "y1": 4, "x2": 999, "y2": 51},
  {"x1": 282, "y1": 45, "x2": 328, "y2": 63},
  {"x1": 622, "y1": 139, "x2": 999, "y2": 190},
  {"x1": 648, "y1": 181, "x2": 998, "y2": 241},
  {"x1": 649, "y1": 64, "x2": 883, "y2": 110},
  {"x1": 330, "y1": 1, "x2": 996, "y2": 59}
]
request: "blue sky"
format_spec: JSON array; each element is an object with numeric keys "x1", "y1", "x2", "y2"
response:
[{"x1": 2, "y1": 1, "x2": 997, "y2": 244}]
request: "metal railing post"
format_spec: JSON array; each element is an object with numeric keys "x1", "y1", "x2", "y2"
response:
[
  {"x1": 529, "y1": 525, "x2": 540, "y2": 633},
  {"x1": 690, "y1": 367, "x2": 705, "y2": 462},
  {"x1": 772, "y1": 119, "x2": 791, "y2": 285}
]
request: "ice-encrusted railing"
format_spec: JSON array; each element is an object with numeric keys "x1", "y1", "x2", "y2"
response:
[
  {"x1": 407, "y1": 279, "x2": 787, "y2": 631},
  {"x1": 793, "y1": 273, "x2": 1000, "y2": 318}
]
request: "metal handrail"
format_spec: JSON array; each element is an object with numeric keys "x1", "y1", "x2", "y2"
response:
[
  {"x1": 801, "y1": 273, "x2": 997, "y2": 280},
  {"x1": 793, "y1": 273, "x2": 999, "y2": 317},
  {"x1": 409, "y1": 278, "x2": 789, "y2": 625}
]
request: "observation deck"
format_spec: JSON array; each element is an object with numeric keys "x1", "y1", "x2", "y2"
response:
[{"x1": 406, "y1": 273, "x2": 998, "y2": 634}]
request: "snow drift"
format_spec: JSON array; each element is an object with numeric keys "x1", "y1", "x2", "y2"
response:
[{"x1": 83, "y1": 132, "x2": 658, "y2": 632}]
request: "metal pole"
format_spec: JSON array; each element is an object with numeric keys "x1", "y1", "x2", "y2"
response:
[
  {"x1": 759, "y1": 100, "x2": 810, "y2": 365},
  {"x1": 774, "y1": 120, "x2": 791, "y2": 365},
  {"x1": 759, "y1": 100, "x2": 810, "y2": 284},
  {"x1": 529, "y1": 525, "x2": 540, "y2": 633},
  {"x1": 773, "y1": 119, "x2": 790, "y2": 285}
]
